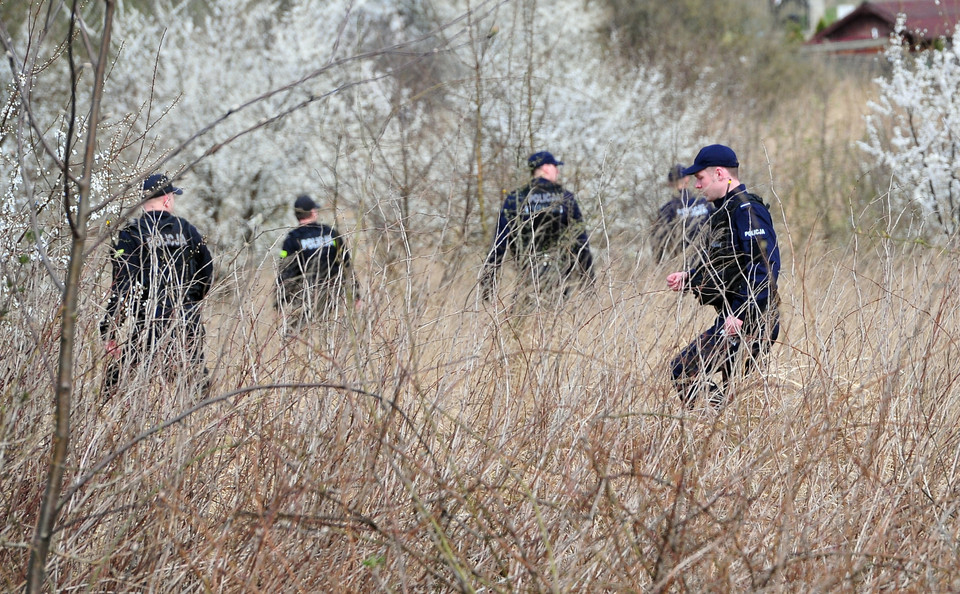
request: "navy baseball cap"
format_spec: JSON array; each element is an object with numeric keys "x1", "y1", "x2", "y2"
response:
[
  {"x1": 294, "y1": 194, "x2": 318, "y2": 212},
  {"x1": 667, "y1": 164, "x2": 685, "y2": 182},
  {"x1": 142, "y1": 174, "x2": 182, "y2": 200},
  {"x1": 528, "y1": 151, "x2": 563, "y2": 170},
  {"x1": 682, "y1": 145, "x2": 739, "y2": 176}
]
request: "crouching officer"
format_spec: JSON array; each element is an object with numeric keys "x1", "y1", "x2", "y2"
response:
[
  {"x1": 665, "y1": 145, "x2": 780, "y2": 408},
  {"x1": 276, "y1": 194, "x2": 359, "y2": 334},
  {"x1": 479, "y1": 151, "x2": 594, "y2": 309},
  {"x1": 100, "y1": 174, "x2": 214, "y2": 396}
]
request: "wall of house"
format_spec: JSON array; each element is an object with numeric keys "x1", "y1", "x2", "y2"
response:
[{"x1": 826, "y1": 14, "x2": 893, "y2": 42}]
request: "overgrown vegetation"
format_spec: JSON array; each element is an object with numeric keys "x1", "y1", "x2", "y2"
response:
[
  {"x1": 3, "y1": 0, "x2": 960, "y2": 591},
  {"x1": 602, "y1": 0, "x2": 881, "y2": 241}
]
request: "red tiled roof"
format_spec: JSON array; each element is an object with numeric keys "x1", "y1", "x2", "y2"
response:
[{"x1": 810, "y1": 0, "x2": 960, "y2": 46}]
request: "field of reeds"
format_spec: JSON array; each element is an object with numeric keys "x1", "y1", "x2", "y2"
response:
[{"x1": 4, "y1": 211, "x2": 960, "y2": 590}]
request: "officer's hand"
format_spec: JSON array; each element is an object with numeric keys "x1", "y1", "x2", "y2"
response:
[
  {"x1": 666, "y1": 271, "x2": 688, "y2": 292},
  {"x1": 723, "y1": 315, "x2": 743, "y2": 337},
  {"x1": 105, "y1": 339, "x2": 120, "y2": 359}
]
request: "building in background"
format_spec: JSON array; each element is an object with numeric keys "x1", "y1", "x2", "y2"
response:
[{"x1": 806, "y1": 0, "x2": 960, "y2": 53}]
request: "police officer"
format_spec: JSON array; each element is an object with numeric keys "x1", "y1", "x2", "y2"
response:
[
  {"x1": 665, "y1": 145, "x2": 780, "y2": 408},
  {"x1": 101, "y1": 174, "x2": 214, "y2": 395},
  {"x1": 651, "y1": 163, "x2": 714, "y2": 263},
  {"x1": 480, "y1": 151, "x2": 594, "y2": 306},
  {"x1": 277, "y1": 194, "x2": 358, "y2": 332}
]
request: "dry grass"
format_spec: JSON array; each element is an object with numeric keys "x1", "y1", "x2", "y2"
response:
[{"x1": 4, "y1": 223, "x2": 960, "y2": 591}]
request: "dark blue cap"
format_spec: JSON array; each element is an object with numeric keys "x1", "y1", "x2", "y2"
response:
[
  {"x1": 528, "y1": 151, "x2": 563, "y2": 170},
  {"x1": 142, "y1": 174, "x2": 182, "y2": 199},
  {"x1": 682, "y1": 145, "x2": 739, "y2": 176},
  {"x1": 294, "y1": 194, "x2": 318, "y2": 212},
  {"x1": 668, "y1": 164, "x2": 685, "y2": 182}
]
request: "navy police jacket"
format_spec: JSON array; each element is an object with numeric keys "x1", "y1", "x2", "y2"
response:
[
  {"x1": 100, "y1": 210, "x2": 213, "y2": 340},
  {"x1": 653, "y1": 189, "x2": 714, "y2": 256},
  {"x1": 484, "y1": 178, "x2": 593, "y2": 275},
  {"x1": 278, "y1": 222, "x2": 353, "y2": 287},
  {"x1": 687, "y1": 184, "x2": 779, "y2": 324}
]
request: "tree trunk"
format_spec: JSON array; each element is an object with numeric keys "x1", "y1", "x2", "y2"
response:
[{"x1": 26, "y1": 2, "x2": 114, "y2": 590}]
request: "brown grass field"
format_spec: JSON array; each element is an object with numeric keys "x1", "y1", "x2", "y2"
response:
[
  {"x1": 3, "y1": 31, "x2": 958, "y2": 590},
  {"x1": 4, "y1": 215, "x2": 960, "y2": 591}
]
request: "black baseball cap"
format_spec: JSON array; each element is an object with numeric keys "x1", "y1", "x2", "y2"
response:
[
  {"x1": 668, "y1": 164, "x2": 685, "y2": 182},
  {"x1": 682, "y1": 145, "x2": 739, "y2": 176},
  {"x1": 528, "y1": 151, "x2": 563, "y2": 170},
  {"x1": 142, "y1": 174, "x2": 182, "y2": 200},
  {"x1": 294, "y1": 194, "x2": 318, "y2": 212}
]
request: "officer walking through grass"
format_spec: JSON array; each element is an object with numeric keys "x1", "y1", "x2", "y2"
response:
[
  {"x1": 480, "y1": 151, "x2": 594, "y2": 308},
  {"x1": 665, "y1": 145, "x2": 780, "y2": 407},
  {"x1": 276, "y1": 194, "x2": 359, "y2": 334},
  {"x1": 101, "y1": 174, "x2": 214, "y2": 396}
]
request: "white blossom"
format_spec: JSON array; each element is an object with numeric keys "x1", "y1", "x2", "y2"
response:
[
  {"x1": 859, "y1": 15, "x2": 960, "y2": 240},
  {"x1": 1, "y1": 0, "x2": 711, "y2": 264}
]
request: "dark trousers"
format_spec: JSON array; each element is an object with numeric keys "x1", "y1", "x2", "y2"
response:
[
  {"x1": 511, "y1": 251, "x2": 592, "y2": 312},
  {"x1": 104, "y1": 309, "x2": 208, "y2": 397},
  {"x1": 671, "y1": 309, "x2": 780, "y2": 407},
  {"x1": 277, "y1": 277, "x2": 352, "y2": 336}
]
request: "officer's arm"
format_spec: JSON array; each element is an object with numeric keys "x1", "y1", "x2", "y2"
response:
[
  {"x1": 278, "y1": 234, "x2": 301, "y2": 281},
  {"x1": 562, "y1": 196, "x2": 592, "y2": 281},
  {"x1": 730, "y1": 204, "x2": 777, "y2": 316},
  {"x1": 194, "y1": 235, "x2": 214, "y2": 301},
  {"x1": 570, "y1": 196, "x2": 592, "y2": 250},
  {"x1": 483, "y1": 198, "x2": 514, "y2": 274},
  {"x1": 100, "y1": 229, "x2": 138, "y2": 341}
]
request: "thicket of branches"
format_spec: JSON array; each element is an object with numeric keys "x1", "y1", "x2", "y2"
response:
[{"x1": 3, "y1": 0, "x2": 960, "y2": 591}]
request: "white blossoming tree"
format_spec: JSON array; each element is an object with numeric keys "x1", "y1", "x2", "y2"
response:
[
  {"x1": 860, "y1": 16, "x2": 960, "y2": 241},
  {"x1": 99, "y1": 0, "x2": 708, "y2": 256},
  {"x1": 2, "y1": 0, "x2": 709, "y2": 290}
]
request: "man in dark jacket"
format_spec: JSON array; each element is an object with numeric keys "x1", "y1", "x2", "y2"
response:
[
  {"x1": 665, "y1": 145, "x2": 780, "y2": 408},
  {"x1": 480, "y1": 151, "x2": 594, "y2": 308},
  {"x1": 651, "y1": 163, "x2": 714, "y2": 263},
  {"x1": 277, "y1": 194, "x2": 358, "y2": 333},
  {"x1": 101, "y1": 174, "x2": 214, "y2": 395}
]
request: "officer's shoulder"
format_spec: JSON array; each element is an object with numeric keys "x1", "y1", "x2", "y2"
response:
[
  {"x1": 119, "y1": 217, "x2": 149, "y2": 238},
  {"x1": 741, "y1": 192, "x2": 769, "y2": 207},
  {"x1": 734, "y1": 194, "x2": 770, "y2": 213},
  {"x1": 502, "y1": 189, "x2": 521, "y2": 206}
]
